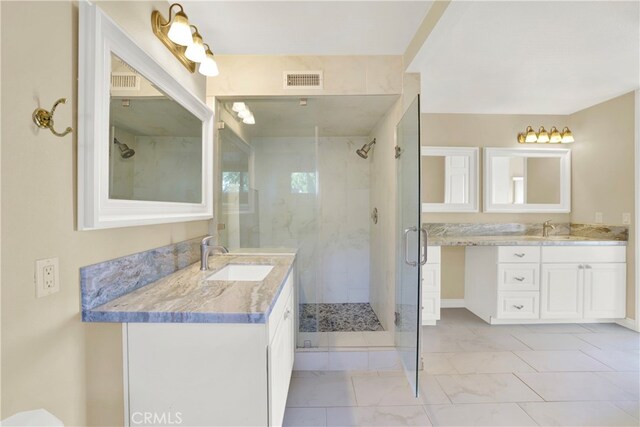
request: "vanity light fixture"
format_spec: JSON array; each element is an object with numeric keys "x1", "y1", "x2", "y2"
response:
[
  {"x1": 537, "y1": 126, "x2": 550, "y2": 143},
  {"x1": 561, "y1": 127, "x2": 574, "y2": 143},
  {"x1": 549, "y1": 126, "x2": 562, "y2": 143},
  {"x1": 517, "y1": 125, "x2": 574, "y2": 144},
  {"x1": 232, "y1": 102, "x2": 255, "y2": 125},
  {"x1": 152, "y1": 3, "x2": 219, "y2": 77}
]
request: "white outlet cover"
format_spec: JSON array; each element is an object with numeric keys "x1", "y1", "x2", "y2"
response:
[
  {"x1": 35, "y1": 258, "x2": 60, "y2": 298},
  {"x1": 623, "y1": 213, "x2": 631, "y2": 225},
  {"x1": 595, "y1": 212, "x2": 603, "y2": 224}
]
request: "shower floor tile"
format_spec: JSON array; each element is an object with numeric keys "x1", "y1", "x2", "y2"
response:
[{"x1": 299, "y1": 303, "x2": 384, "y2": 332}]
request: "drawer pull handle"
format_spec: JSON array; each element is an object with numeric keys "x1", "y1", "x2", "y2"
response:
[
  {"x1": 514, "y1": 276, "x2": 525, "y2": 282},
  {"x1": 513, "y1": 304, "x2": 524, "y2": 310},
  {"x1": 284, "y1": 308, "x2": 291, "y2": 320},
  {"x1": 514, "y1": 253, "x2": 526, "y2": 258}
]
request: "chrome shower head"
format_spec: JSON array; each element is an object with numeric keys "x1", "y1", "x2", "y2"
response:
[
  {"x1": 356, "y1": 138, "x2": 376, "y2": 159},
  {"x1": 114, "y1": 138, "x2": 135, "y2": 159}
]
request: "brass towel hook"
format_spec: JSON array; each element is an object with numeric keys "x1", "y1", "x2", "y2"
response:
[{"x1": 32, "y1": 98, "x2": 73, "y2": 137}]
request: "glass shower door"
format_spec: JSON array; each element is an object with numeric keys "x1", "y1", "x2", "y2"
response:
[{"x1": 395, "y1": 95, "x2": 424, "y2": 397}]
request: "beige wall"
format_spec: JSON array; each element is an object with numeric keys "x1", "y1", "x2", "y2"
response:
[
  {"x1": 207, "y1": 55, "x2": 403, "y2": 97},
  {"x1": 1, "y1": 2, "x2": 209, "y2": 425},
  {"x1": 570, "y1": 92, "x2": 636, "y2": 319},
  {"x1": 421, "y1": 113, "x2": 572, "y2": 299}
]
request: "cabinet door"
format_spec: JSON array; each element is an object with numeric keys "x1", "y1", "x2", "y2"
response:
[
  {"x1": 584, "y1": 263, "x2": 626, "y2": 319},
  {"x1": 541, "y1": 264, "x2": 583, "y2": 319},
  {"x1": 422, "y1": 263, "x2": 440, "y2": 293},
  {"x1": 269, "y1": 291, "x2": 294, "y2": 427}
]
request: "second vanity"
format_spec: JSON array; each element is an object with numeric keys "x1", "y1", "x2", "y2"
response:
[
  {"x1": 84, "y1": 252, "x2": 297, "y2": 427},
  {"x1": 422, "y1": 232, "x2": 627, "y2": 325}
]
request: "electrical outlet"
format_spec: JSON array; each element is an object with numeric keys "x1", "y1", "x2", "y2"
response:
[
  {"x1": 623, "y1": 213, "x2": 631, "y2": 225},
  {"x1": 35, "y1": 258, "x2": 59, "y2": 298},
  {"x1": 595, "y1": 212, "x2": 603, "y2": 224}
]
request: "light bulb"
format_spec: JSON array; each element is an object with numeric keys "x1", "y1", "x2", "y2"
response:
[
  {"x1": 198, "y1": 48, "x2": 219, "y2": 77},
  {"x1": 167, "y1": 11, "x2": 192, "y2": 46},
  {"x1": 524, "y1": 126, "x2": 537, "y2": 143},
  {"x1": 232, "y1": 102, "x2": 247, "y2": 112},
  {"x1": 561, "y1": 127, "x2": 574, "y2": 143},
  {"x1": 549, "y1": 126, "x2": 562, "y2": 143},
  {"x1": 185, "y1": 31, "x2": 206, "y2": 63},
  {"x1": 243, "y1": 114, "x2": 255, "y2": 125},
  {"x1": 537, "y1": 126, "x2": 550, "y2": 143},
  {"x1": 238, "y1": 109, "x2": 252, "y2": 119}
]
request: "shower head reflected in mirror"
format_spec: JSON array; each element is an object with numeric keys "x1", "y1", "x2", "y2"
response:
[
  {"x1": 114, "y1": 138, "x2": 135, "y2": 159},
  {"x1": 356, "y1": 138, "x2": 376, "y2": 159}
]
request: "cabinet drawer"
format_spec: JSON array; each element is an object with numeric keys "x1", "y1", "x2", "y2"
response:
[
  {"x1": 497, "y1": 292, "x2": 539, "y2": 319},
  {"x1": 542, "y1": 246, "x2": 626, "y2": 263},
  {"x1": 498, "y1": 264, "x2": 539, "y2": 291},
  {"x1": 498, "y1": 246, "x2": 541, "y2": 263},
  {"x1": 268, "y1": 272, "x2": 294, "y2": 343}
]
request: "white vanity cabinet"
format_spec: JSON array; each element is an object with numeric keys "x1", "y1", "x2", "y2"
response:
[
  {"x1": 466, "y1": 245, "x2": 626, "y2": 324},
  {"x1": 541, "y1": 246, "x2": 626, "y2": 320},
  {"x1": 422, "y1": 246, "x2": 441, "y2": 325},
  {"x1": 124, "y1": 272, "x2": 295, "y2": 427}
]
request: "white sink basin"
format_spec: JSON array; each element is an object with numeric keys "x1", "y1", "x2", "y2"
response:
[{"x1": 207, "y1": 264, "x2": 274, "y2": 282}]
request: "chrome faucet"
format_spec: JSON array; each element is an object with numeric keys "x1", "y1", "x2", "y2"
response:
[
  {"x1": 200, "y1": 236, "x2": 229, "y2": 271},
  {"x1": 542, "y1": 220, "x2": 556, "y2": 237}
]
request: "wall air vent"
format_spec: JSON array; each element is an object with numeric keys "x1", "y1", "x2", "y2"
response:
[
  {"x1": 111, "y1": 72, "x2": 140, "y2": 91},
  {"x1": 284, "y1": 71, "x2": 323, "y2": 89}
]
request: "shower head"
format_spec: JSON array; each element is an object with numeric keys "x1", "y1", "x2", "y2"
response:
[
  {"x1": 114, "y1": 138, "x2": 135, "y2": 159},
  {"x1": 356, "y1": 138, "x2": 376, "y2": 159}
]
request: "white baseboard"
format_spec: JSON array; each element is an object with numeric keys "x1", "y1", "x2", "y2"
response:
[
  {"x1": 441, "y1": 299, "x2": 465, "y2": 308},
  {"x1": 616, "y1": 317, "x2": 640, "y2": 332}
]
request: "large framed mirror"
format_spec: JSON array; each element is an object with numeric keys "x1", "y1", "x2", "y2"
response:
[
  {"x1": 484, "y1": 147, "x2": 571, "y2": 213},
  {"x1": 421, "y1": 147, "x2": 479, "y2": 212},
  {"x1": 78, "y1": 2, "x2": 214, "y2": 230}
]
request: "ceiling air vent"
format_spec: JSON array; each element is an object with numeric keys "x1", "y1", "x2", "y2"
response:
[
  {"x1": 111, "y1": 72, "x2": 140, "y2": 91},
  {"x1": 284, "y1": 71, "x2": 323, "y2": 89}
]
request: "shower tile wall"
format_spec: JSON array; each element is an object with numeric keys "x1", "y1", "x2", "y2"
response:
[
  {"x1": 253, "y1": 137, "x2": 319, "y2": 304},
  {"x1": 252, "y1": 136, "x2": 370, "y2": 304},
  {"x1": 318, "y1": 137, "x2": 370, "y2": 303}
]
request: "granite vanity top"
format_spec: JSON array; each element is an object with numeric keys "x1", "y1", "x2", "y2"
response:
[
  {"x1": 83, "y1": 253, "x2": 296, "y2": 324},
  {"x1": 428, "y1": 235, "x2": 627, "y2": 247}
]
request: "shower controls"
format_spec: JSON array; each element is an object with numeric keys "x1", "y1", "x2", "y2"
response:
[{"x1": 371, "y1": 207, "x2": 378, "y2": 224}]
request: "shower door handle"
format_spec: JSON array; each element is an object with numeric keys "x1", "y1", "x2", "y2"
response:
[
  {"x1": 403, "y1": 227, "x2": 418, "y2": 267},
  {"x1": 419, "y1": 227, "x2": 428, "y2": 266}
]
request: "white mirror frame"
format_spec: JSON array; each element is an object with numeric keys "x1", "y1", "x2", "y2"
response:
[
  {"x1": 421, "y1": 146, "x2": 479, "y2": 213},
  {"x1": 483, "y1": 147, "x2": 571, "y2": 213},
  {"x1": 78, "y1": 2, "x2": 214, "y2": 230}
]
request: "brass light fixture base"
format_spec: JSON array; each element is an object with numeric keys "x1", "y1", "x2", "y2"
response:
[{"x1": 151, "y1": 10, "x2": 196, "y2": 73}]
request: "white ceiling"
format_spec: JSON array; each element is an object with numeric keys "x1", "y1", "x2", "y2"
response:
[
  {"x1": 221, "y1": 95, "x2": 399, "y2": 137},
  {"x1": 408, "y1": 1, "x2": 640, "y2": 114},
  {"x1": 181, "y1": 1, "x2": 433, "y2": 55}
]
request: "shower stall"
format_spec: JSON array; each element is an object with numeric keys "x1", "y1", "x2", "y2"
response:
[{"x1": 216, "y1": 95, "x2": 399, "y2": 349}]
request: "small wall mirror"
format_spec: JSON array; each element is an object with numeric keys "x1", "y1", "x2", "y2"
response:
[
  {"x1": 78, "y1": 3, "x2": 213, "y2": 229},
  {"x1": 421, "y1": 147, "x2": 479, "y2": 212},
  {"x1": 484, "y1": 147, "x2": 571, "y2": 213}
]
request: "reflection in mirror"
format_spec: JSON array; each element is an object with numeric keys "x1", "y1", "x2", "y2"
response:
[
  {"x1": 490, "y1": 156, "x2": 561, "y2": 205},
  {"x1": 484, "y1": 148, "x2": 570, "y2": 213},
  {"x1": 109, "y1": 53, "x2": 202, "y2": 203},
  {"x1": 421, "y1": 147, "x2": 479, "y2": 212}
]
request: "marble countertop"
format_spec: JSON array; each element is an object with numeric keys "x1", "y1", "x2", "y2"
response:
[
  {"x1": 428, "y1": 235, "x2": 627, "y2": 246},
  {"x1": 83, "y1": 253, "x2": 296, "y2": 324}
]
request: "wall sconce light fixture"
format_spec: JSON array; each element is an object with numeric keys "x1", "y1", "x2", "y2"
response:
[
  {"x1": 517, "y1": 125, "x2": 574, "y2": 144},
  {"x1": 151, "y1": 3, "x2": 219, "y2": 77}
]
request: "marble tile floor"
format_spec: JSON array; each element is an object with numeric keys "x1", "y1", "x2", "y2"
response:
[{"x1": 284, "y1": 308, "x2": 640, "y2": 426}]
